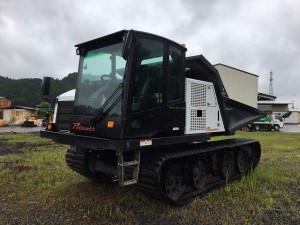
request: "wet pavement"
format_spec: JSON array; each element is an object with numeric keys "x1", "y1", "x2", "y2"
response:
[
  {"x1": 0, "y1": 126, "x2": 45, "y2": 134},
  {"x1": 281, "y1": 124, "x2": 300, "y2": 132}
]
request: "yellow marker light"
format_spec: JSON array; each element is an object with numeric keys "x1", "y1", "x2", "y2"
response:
[
  {"x1": 47, "y1": 123, "x2": 52, "y2": 130},
  {"x1": 107, "y1": 121, "x2": 115, "y2": 128}
]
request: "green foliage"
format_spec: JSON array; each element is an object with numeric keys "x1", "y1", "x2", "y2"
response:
[
  {"x1": 37, "y1": 110, "x2": 53, "y2": 119},
  {"x1": 36, "y1": 102, "x2": 53, "y2": 118},
  {"x1": 0, "y1": 73, "x2": 77, "y2": 107},
  {"x1": 36, "y1": 101, "x2": 51, "y2": 108}
]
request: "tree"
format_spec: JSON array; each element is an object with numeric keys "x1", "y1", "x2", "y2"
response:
[
  {"x1": 36, "y1": 101, "x2": 53, "y2": 119},
  {"x1": 36, "y1": 102, "x2": 51, "y2": 108}
]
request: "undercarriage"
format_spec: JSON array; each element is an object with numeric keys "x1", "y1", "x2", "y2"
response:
[{"x1": 66, "y1": 138, "x2": 261, "y2": 205}]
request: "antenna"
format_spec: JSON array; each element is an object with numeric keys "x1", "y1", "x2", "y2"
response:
[{"x1": 269, "y1": 71, "x2": 273, "y2": 95}]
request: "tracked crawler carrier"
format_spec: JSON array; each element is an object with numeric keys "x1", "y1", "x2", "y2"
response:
[{"x1": 41, "y1": 30, "x2": 264, "y2": 205}]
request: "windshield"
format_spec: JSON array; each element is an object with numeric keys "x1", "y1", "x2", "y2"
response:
[
  {"x1": 74, "y1": 42, "x2": 126, "y2": 116},
  {"x1": 275, "y1": 114, "x2": 283, "y2": 122}
]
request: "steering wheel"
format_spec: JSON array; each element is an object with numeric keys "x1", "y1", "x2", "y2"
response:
[{"x1": 101, "y1": 74, "x2": 111, "y2": 81}]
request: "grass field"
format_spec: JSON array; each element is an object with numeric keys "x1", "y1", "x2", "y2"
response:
[{"x1": 0, "y1": 132, "x2": 299, "y2": 225}]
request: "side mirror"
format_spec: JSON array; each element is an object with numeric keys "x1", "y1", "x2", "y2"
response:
[
  {"x1": 41, "y1": 77, "x2": 51, "y2": 96},
  {"x1": 122, "y1": 30, "x2": 134, "y2": 60}
]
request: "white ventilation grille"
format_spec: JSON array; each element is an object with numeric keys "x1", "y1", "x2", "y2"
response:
[
  {"x1": 191, "y1": 83, "x2": 206, "y2": 107},
  {"x1": 185, "y1": 78, "x2": 225, "y2": 134},
  {"x1": 190, "y1": 109, "x2": 206, "y2": 131}
]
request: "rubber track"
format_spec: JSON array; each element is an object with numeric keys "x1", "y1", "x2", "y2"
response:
[{"x1": 136, "y1": 138, "x2": 261, "y2": 205}]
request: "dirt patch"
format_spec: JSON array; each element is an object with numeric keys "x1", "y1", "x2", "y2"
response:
[
  {"x1": 0, "y1": 162, "x2": 32, "y2": 172},
  {"x1": 290, "y1": 181, "x2": 300, "y2": 195},
  {"x1": 0, "y1": 134, "x2": 53, "y2": 156},
  {"x1": 0, "y1": 160, "x2": 32, "y2": 171},
  {"x1": 0, "y1": 138, "x2": 24, "y2": 156},
  {"x1": 0, "y1": 161, "x2": 14, "y2": 167},
  {"x1": 265, "y1": 206, "x2": 300, "y2": 225},
  {"x1": 12, "y1": 165, "x2": 32, "y2": 172}
]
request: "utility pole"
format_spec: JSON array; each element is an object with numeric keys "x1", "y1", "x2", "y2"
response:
[{"x1": 269, "y1": 71, "x2": 273, "y2": 96}]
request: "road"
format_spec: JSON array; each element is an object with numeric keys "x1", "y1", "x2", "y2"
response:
[
  {"x1": 281, "y1": 124, "x2": 300, "y2": 132},
  {"x1": 0, "y1": 126, "x2": 44, "y2": 133}
]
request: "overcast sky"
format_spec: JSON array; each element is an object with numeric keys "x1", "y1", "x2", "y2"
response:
[{"x1": 1, "y1": 0, "x2": 300, "y2": 107}]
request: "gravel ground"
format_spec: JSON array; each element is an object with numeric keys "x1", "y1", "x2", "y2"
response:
[{"x1": 0, "y1": 126, "x2": 44, "y2": 133}]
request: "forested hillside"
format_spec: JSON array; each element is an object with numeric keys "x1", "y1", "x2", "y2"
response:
[{"x1": 0, "y1": 73, "x2": 77, "y2": 107}]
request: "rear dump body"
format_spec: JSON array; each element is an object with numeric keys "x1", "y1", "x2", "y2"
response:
[{"x1": 40, "y1": 30, "x2": 265, "y2": 205}]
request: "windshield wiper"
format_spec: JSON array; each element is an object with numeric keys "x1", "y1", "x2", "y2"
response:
[{"x1": 91, "y1": 83, "x2": 123, "y2": 124}]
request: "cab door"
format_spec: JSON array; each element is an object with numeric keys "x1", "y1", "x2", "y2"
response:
[
  {"x1": 166, "y1": 45, "x2": 185, "y2": 132},
  {"x1": 126, "y1": 36, "x2": 167, "y2": 138}
]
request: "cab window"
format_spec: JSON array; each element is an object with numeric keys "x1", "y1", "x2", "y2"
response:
[
  {"x1": 132, "y1": 38, "x2": 164, "y2": 112},
  {"x1": 168, "y1": 46, "x2": 183, "y2": 101}
]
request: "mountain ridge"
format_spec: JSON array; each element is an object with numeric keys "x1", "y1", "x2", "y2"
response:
[{"x1": 0, "y1": 73, "x2": 77, "y2": 107}]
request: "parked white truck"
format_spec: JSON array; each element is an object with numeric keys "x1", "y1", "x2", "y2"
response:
[
  {"x1": 248, "y1": 113, "x2": 284, "y2": 131},
  {"x1": 52, "y1": 89, "x2": 75, "y2": 130}
]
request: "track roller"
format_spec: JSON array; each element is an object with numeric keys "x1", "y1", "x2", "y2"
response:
[
  {"x1": 236, "y1": 147, "x2": 250, "y2": 173},
  {"x1": 162, "y1": 162, "x2": 186, "y2": 200},
  {"x1": 192, "y1": 159, "x2": 209, "y2": 190},
  {"x1": 221, "y1": 151, "x2": 235, "y2": 179}
]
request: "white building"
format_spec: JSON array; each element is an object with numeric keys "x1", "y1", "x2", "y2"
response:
[{"x1": 284, "y1": 108, "x2": 300, "y2": 124}]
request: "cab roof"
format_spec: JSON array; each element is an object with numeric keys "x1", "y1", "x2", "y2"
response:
[
  {"x1": 75, "y1": 29, "x2": 186, "y2": 52},
  {"x1": 75, "y1": 30, "x2": 128, "y2": 50}
]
